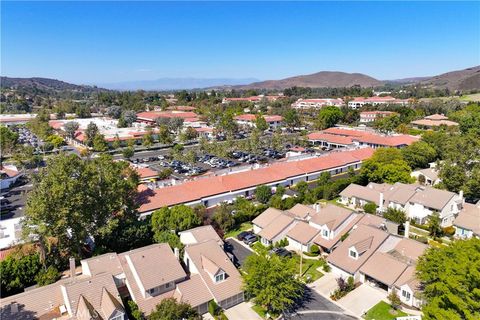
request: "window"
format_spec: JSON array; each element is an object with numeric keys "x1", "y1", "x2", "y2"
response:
[
  {"x1": 215, "y1": 273, "x2": 225, "y2": 283},
  {"x1": 109, "y1": 312, "x2": 124, "y2": 320},
  {"x1": 165, "y1": 282, "x2": 171, "y2": 289},
  {"x1": 402, "y1": 290, "x2": 411, "y2": 300},
  {"x1": 322, "y1": 229, "x2": 329, "y2": 238},
  {"x1": 349, "y1": 249, "x2": 357, "y2": 259}
]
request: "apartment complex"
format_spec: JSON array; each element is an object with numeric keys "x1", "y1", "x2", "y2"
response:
[
  {"x1": 234, "y1": 114, "x2": 283, "y2": 130},
  {"x1": 359, "y1": 111, "x2": 397, "y2": 123},
  {"x1": 348, "y1": 96, "x2": 409, "y2": 109},
  {"x1": 292, "y1": 98, "x2": 344, "y2": 109}
]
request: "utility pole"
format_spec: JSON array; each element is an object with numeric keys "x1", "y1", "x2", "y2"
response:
[{"x1": 299, "y1": 244, "x2": 303, "y2": 278}]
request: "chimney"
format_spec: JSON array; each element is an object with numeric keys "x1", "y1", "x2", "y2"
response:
[
  {"x1": 459, "y1": 190, "x2": 464, "y2": 202},
  {"x1": 174, "y1": 247, "x2": 180, "y2": 260},
  {"x1": 404, "y1": 220, "x2": 410, "y2": 239},
  {"x1": 69, "y1": 257, "x2": 76, "y2": 281},
  {"x1": 378, "y1": 192, "x2": 384, "y2": 212},
  {"x1": 315, "y1": 203, "x2": 320, "y2": 213}
]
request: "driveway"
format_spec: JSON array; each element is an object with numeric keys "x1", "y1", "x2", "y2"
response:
[
  {"x1": 225, "y1": 238, "x2": 254, "y2": 267},
  {"x1": 284, "y1": 289, "x2": 356, "y2": 320},
  {"x1": 337, "y1": 283, "x2": 387, "y2": 317},
  {"x1": 309, "y1": 272, "x2": 339, "y2": 297},
  {"x1": 224, "y1": 302, "x2": 262, "y2": 320}
]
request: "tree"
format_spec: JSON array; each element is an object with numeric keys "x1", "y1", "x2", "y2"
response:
[
  {"x1": 416, "y1": 238, "x2": 480, "y2": 319},
  {"x1": 151, "y1": 205, "x2": 201, "y2": 235},
  {"x1": 142, "y1": 132, "x2": 154, "y2": 148},
  {"x1": 212, "y1": 204, "x2": 235, "y2": 232},
  {"x1": 283, "y1": 109, "x2": 300, "y2": 128},
  {"x1": 153, "y1": 230, "x2": 183, "y2": 250},
  {"x1": 106, "y1": 106, "x2": 122, "y2": 119},
  {"x1": 112, "y1": 136, "x2": 121, "y2": 150},
  {"x1": 427, "y1": 212, "x2": 442, "y2": 238},
  {"x1": 0, "y1": 252, "x2": 42, "y2": 297},
  {"x1": 149, "y1": 298, "x2": 200, "y2": 320},
  {"x1": 373, "y1": 114, "x2": 401, "y2": 134},
  {"x1": 168, "y1": 117, "x2": 184, "y2": 133},
  {"x1": 122, "y1": 110, "x2": 137, "y2": 127},
  {"x1": 64, "y1": 121, "x2": 80, "y2": 140},
  {"x1": 255, "y1": 185, "x2": 272, "y2": 204},
  {"x1": 93, "y1": 134, "x2": 108, "y2": 152},
  {"x1": 156, "y1": 117, "x2": 170, "y2": 127},
  {"x1": 363, "y1": 202, "x2": 377, "y2": 214},
  {"x1": 243, "y1": 253, "x2": 304, "y2": 314},
  {"x1": 46, "y1": 135, "x2": 65, "y2": 149},
  {"x1": 0, "y1": 126, "x2": 18, "y2": 156},
  {"x1": 255, "y1": 114, "x2": 269, "y2": 131},
  {"x1": 35, "y1": 265, "x2": 60, "y2": 286},
  {"x1": 23, "y1": 154, "x2": 139, "y2": 259},
  {"x1": 85, "y1": 122, "x2": 99, "y2": 147},
  {"x1": 122, "y1": 147, "x2": 134, "y2": 159},
  {"x1": 157, "y1": 125, "x2": 172, "y2": 144},
  {"x1": 359, "y1": 148, "x2": 414, "y2": 184},
  {"x1": 383, "y1": 207, "x2": 407, "y2": 224},
  {"x1": 401, "y1": 141, "x2": 437, "y2": 169},
  {"x1": 387, "y1": 291, "x2": 402, "y2": 310},
  {"x1": 315, "y1": 106, "x2": 343, "y2": 130},
  {"x1": 182, "y1": 127, "x2": 198, "y2": 142}
]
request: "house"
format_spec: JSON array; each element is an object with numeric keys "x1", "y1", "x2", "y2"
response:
[
  {"x1": 134, "y1": 166, "x2": 159, "y2": 183},
  {"x1": 257, "y1": 214, "x2": 296, "y2": 246},
  {"x1": 292, "y1": 98, "x2": 344, "y2": 109},
  {"x1": 410, "y1": 114, "x2": 459, "y2": 129},
  {"x1": 453, "y1": 202, "x2": 480, "y2": 239},
  {"x1": 179, "y1": 225, "x2": 223, "y2": 247},
  {"x1": 359, "y1": 111, "x2": 397, "y2": 123},
  {"x1": 340, "y1": 182, "x2": 464, "y2": 227},
  {"x1": 183, "y1": 240, "x2": 244, "y2": 310},
  {"x1": 1, "y1": 165, "x2": 23, "y2": 190},
  {"x1": 286, "y1": 221, "x2": 320, "y2": 252},
  {"x1": 137, "y1": 148, "x2": 374, "y2": 216},
  {"x1": 411, "y1": 167, "x2": 441, "y2": 186},
  {"x1": 327, "y1": 224, "x2": 390, "y2": 281},
  {"x1": 307, "y1": 127, "x2": 419, "y2": 149},
  {"x1": 0, "y1": 272, "x2": 126, "y2": 320},
  {"x1": 234, "y1": 114, "x2": 283, "y2": 130},
  {"x1": 348, "y1": 96, "x2": 409, "y2": 109},
  {"x1": 194, "y1": 127, "x2": 215, "y2": 140},
  {"x1": 0, "y1": 217, "x2": 23, "y2": 250}
]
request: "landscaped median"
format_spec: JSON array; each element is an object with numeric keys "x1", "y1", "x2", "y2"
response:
[{"x1": 363, "y1": 301, "x2": 408, "y2": 320}]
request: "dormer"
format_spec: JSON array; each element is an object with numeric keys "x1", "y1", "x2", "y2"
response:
[
  {"x1": 348, "y1": 236, "x2": 374, "y2": 260},
  {"x1": 348, "y1": 247, "x2": 358, "y2": 260},
  {"x1": 201, "y1": 255, "x2": 227, "y2": 283}
]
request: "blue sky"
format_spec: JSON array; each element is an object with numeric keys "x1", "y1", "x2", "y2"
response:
[{"x1": 1, "y1": 1, "x2": 479, "y2": 85}]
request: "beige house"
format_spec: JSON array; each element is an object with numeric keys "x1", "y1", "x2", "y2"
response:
[
  {"x1": 411, "y1": 167, "x2": 441, "y2": 186},
  {"x1": 454, "y1": 202, "x2": 480, "y2": 239},
  {"x1": 179, "y1": 225, "x2": 223, "y2": 247}
]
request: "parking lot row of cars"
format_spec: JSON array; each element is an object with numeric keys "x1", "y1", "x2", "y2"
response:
[
  {"x1": 10, "y1": 126, "x2": 44, "y2": 151},
  {"x1": 237, "y1": 231, "x2": 293, "y2": 258}
]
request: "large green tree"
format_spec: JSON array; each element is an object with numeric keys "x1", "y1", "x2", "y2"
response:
[
  {"x1": 359, "y1": 148, "x2": 414, "y2": 184},
  {"x1": 416, "y1": 238, "x2": 480, "y2": 320},
  {"x1": 151, "y1": 205, "x2": 201, "y2": 236},
  {"x1": 23, "y1": 154, "x2": 139, "y2": 259},
  {"x1": 149, "y1": 298, "x2": 200, "y2": 320},
  {"x1": 401, "y1": 141, "x2": 437, "y2": 169},
  {"x1": 0, "y1": 126, "x2": 18, "y2": 156},
  {"x1": 255, "y1": 114, "x2": 269, "y2": 131},
  {"x1": 243, "y1": 253, "x2": 304, "y2": 314},
  {"x1": 315, "y1": 106, "x2": 343, "y2": 130}
]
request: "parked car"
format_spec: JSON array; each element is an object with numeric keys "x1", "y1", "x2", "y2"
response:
[
  {"x1": 270, "y1": 247, "x2": 292, "y2": 258},
  {"x1": 243, "y1": 234, "x2": 258, "y2": 245},
  {"x1": 237, "y1": 231, "x2": 253, "y2": 241}
]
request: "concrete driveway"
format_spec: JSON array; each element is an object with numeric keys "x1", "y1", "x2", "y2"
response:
[
  {"x1": 224, "y1": 302, "x2": 262, "y2": 320},
  {"x1": 309, "y1": 272, "x2": 339, "y2": 297},
  {"x1": 225, "y1": 238, "x2": 254, "y2": 267},
  {"x1": 338, "y1": 283, "x2": 387, "y2": 317}
]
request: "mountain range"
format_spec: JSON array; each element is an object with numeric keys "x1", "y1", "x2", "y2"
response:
[{"x1": 2, "y1": 66, "x2": 479, "y2": 91}]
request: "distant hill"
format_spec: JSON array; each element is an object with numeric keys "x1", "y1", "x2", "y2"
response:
[
  {"x1": 0, "y1": 77, "x2": 103, "y2": 92},
  {"x1": 231, "y1": 71, "x2": 384, "y2": 89},
  {"x1": 416, "y1": 66, "x2": 480, "y2": 90},
  {"x1": 98, "y1": 77, "x2": 260, "y2": 90}
]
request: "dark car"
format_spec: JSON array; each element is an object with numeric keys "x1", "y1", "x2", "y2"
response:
[
  {"x1": 243, "y1": 234, "x2": 258, "y2": 245},
  {"x1": 271, "y1": 247, "x2": 292, "y2": 258},
  {"x1": 237, "y1": 231, "x2": 252, "y2": 241},
  {"x1": 224, "y1": 241, "x2": 234, "y2": 252}
]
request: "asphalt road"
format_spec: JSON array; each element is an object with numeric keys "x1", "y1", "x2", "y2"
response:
[
  {"x1": 283, "y1": 289, "x2": 356, "y2": 320},
  {"x1": 225, "y1": 238, "x2": 254, "y2": 267},
  {"x1": 1, "y1": 177, "x2": 33, "y2": 220}
]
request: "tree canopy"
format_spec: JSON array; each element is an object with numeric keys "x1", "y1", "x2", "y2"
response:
[
  {"x1": 151, "y1": 205, "x2": 202, "y2": 236},
  {"x1": 359, "y1": 148, "x2": 414, "y2": 184},
  {"x1": 416, "y1": 238, "x2": 480, "y2": 320},
  {"x1": 315, "y1": 106, "x2": 343, "y2": 130},
  {"x1": 149, "y1": 298, "x2": 200, "y2": 320}
]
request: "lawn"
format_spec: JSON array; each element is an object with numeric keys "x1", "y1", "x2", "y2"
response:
[
  {"x1": 224, "y1": 222, "x2": 253, "y2": 239},
  {"x1": 364, "y1": 301, "x2": 408, "y2": 320},
  {"x1": 292, "y1": 255, "x2": 325, "y2": 282},
  {"x1": 251, "y1": 304, "x2": 278, "y2": 319}
]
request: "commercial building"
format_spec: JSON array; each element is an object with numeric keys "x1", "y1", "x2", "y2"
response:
[
  {"x1": 234, "y1": 114, "x2": 283, "y2": 130},
  {"x1": 348, "y1": 96, "x2": 409, "y2": 109},
  {"x1": 292, "y1": 98, "x2": 344, "y2": 109},
  {"x1": 359, "y1": 111, "x2": 397, "y2": 123}
]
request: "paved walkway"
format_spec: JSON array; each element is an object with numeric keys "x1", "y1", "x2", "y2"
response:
[
  {"x1": 338, "y1": 283, "x2": 387, "y2": 317},
  {"x1": 224, "y1": 302, "x2": 262, "y2": 320}
]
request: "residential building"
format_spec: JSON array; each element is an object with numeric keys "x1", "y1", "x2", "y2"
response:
[
  {"x1": 307, "y1": 127, "x2": 419, "y2": 149},
  {"x1": 348, "y1": 96, "x2": 409, "y2": 109},
  {"x1": 136, "y1": 111, "x2": 206, "y2": 128},
  {"x1": 234, "y1": 114, "x2": 283, "y2": 130},
  {"x1": 137, "y1": 148, "x2": 374, "y2": 216},
  {"x1": 339, "y1": 182, "x2": 464, "y2": 226},
  {"x1": 411, "y1": 167, "x2": 441, "y2": 186},
  {"x1": 359, "y1": 111, "x2": 397, "y2": 123},
  {"x1": 410, "y1": 114, "x2": 459, "y2": 129},
  {"x1": 292, "y1": 98, "x2": 344, "y2": 109},
  {"x1": 453, "y1": 202, "x2": 480, "y2": 239},
  {"x1": 222, "y1": 95, "x2": 282, "y2": 104},
  {"x1": 183, "y1": 240, "x2": 244, "y2": 309},
  {"x1": 179, "y1": 225, "x2": 223, "y2": 247},
  {"x1": 0, "y1": 217, "x2": 23, "y2": 250},
  {"x1": 1, "y1": 165, "x2": 23, "y2": 190}
]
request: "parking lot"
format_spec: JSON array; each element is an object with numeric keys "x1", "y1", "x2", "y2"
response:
[
  {"x1": 10, "y1": 126, "x2": 44, "y2": 152},
  {"x1": 0, "y1": 176, "x2": 32, "y2": 220}
]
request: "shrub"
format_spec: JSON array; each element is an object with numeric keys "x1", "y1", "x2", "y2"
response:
[
  {"x1": 442, "y1": 226, "x2": 456, "y2": 236},
  {"x1": 208, "y1": 300, "x2": 220, "y2": 316},
  {"x1": 416, "y1": 236, "x2": 429, "y2": 244},
  {"x1": 35, "y1": 266, "x2": 60, "y2": 286},
  {"x1": 363, "y1": 202, "x2": 377, "y2": 214},
  {"x1": 309, "y1": 245, "x2": 320, "y2": 255},
  {"x1": 388, "y1": 291, "x2": 402, "y2": 310},
  {"x1": 323, "y1": 264, "x2": 331, "y2": 272}
]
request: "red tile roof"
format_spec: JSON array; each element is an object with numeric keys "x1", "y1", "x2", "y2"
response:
[
  {"x1": 307, "y1": 133, "x2": 354, "y2": 145},
  {"x1": 309, "y1": 128, "x2": 419, "y2": 147},
  {"x1": 234, "y1": 114, "x2": 283, "y2": 122},
  {"x1": 135, "y1": 167, "x2": 159, "y2": 179},
  {"x1": 137, "y1": 148, "x2": 374, "y2": 212},
  {"x1": 137, "y1": 111, "x2": 198, "y2": 122}
]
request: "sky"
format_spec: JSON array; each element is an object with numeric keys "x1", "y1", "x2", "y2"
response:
[{"x1": 1, "y1": 1, "x2": 479, "y2": 85}]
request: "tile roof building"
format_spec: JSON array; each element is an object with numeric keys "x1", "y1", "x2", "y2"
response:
[
  {"x1": 348, "y1": 96, "x2": 409, "y2": 109},
  {"x1": 359, "y1": 111, "x2": 397, "y2": 123},
  {"x1": 234, "y1": 114, "x2": 283, "y2": 130},
  {"x1": 453, "y1": 201, "x2": 480, "y2": 239},
  {"x1": 292, "y1": 98, "x2": 344, "y2": 109},
  {"x1": 410, "y1": 114, "x2": 459, "y2": 128},
  {"x1": 137, "y1": 148, "x2": 374, "y2": 216}
]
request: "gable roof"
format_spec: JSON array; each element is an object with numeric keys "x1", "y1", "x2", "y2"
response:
[
  {"x1": 408, "y1": 186, "x2": 457, "y2": 210},
  {"x1": 340, "y1": 184, "x2": 382, "y2": 205},
  {"x1": 179, "y1": 225, "x2": 222, "y2": 245},
  {"x1": 359, "y1": 252, "x2": 409, "y2": 286},
  {"x1": 185, "y1": 240, "x2": 243, "y2": 302},
  {"x1": 252, "y1": 207, "x2": 284, "y2": 228},
  {"x1": 309, "y1": 204, "x2": 355, "y2": 231},
  {"x1": 201, "y1": 255, "x2": 223, "y2": 277},
  {"x1": 258, "y1": 214, "x2": 295, "y2": 241},
  {"x1": 173, "y1": 274, "x2": 213, "y2": 308},
  {"x1": 454, "y1": 202, "x2": 480, "y2": 235},
  {"x1": 82, "y1": 252, "x2": 123, "y2": 277},
  {"x1": 286, "y1": 203, "x2": 317, "y2": 219},
  {"x1": 286, "y1": 221, "x2": 320, "y2": 245},
  {"x1": 327, "y1": 224, "x2": 389, "y2": 274}
]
